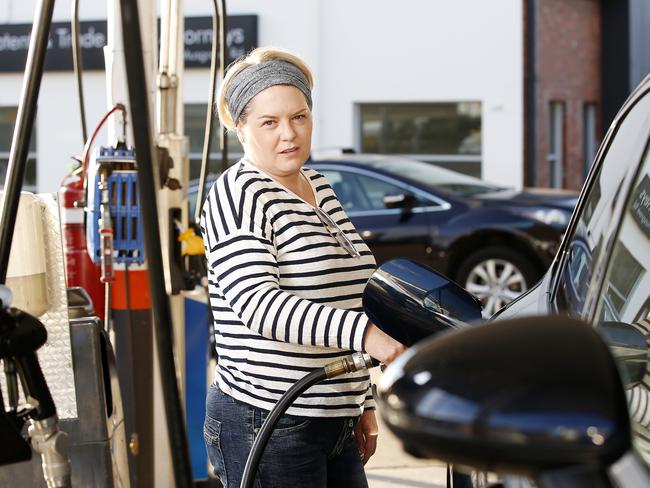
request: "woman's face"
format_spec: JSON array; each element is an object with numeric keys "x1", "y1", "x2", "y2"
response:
[{"x1": 237, "y1": 84, "x2": 313, "y2": 178}]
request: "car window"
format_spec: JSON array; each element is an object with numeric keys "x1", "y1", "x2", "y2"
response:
[
  {"x1": 320, "y1": 169, "x2": 371, "y2": 212},
  {"x1": 556, "y1": 92, "x2": 650, "y2": 319},
  {"x1": 595, "y1": 143, "x2": 650, "y2": 468},
  {"x1": 320, "y1": 169, "x2": 436, "y2": 213},
  {"x1": 353, "y1": 173, "x2": 432, "y2": 210}
]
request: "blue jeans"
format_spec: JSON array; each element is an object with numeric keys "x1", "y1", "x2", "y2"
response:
[{"x1": 204, "y1": 383, "x2": 369, "y2": 488}]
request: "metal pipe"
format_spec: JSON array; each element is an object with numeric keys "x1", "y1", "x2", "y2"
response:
[
  {"x1": 71, "y1": 0, "x2": 88, "y2": 144},
  {"x1": 194, "y1": 0, "x2": 221, "y2": 224},
  {"x1": 218, "y1": 0, "x2": 229, "y2": 173},
  {"x1": 118, "y1": 1, "x2": 193, "y2": 486},
  {"x1": 157, "y1": 0, "x2": 174, "y2": 134},
  {"x1": 0, "y1": 0, "x2": 55, "y2": 285}
]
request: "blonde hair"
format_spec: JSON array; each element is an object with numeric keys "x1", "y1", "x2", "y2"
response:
[{"x1": 216, "y1": 46, "x2": 314, "y2": 131}]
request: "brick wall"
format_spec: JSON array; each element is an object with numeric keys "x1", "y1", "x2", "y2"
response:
[{"x1": 535, "y1": 0, "x2": 601, "y2": 190}]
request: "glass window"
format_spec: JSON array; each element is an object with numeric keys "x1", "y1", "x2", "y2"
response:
[
  {"x1": 548, "y1": 101, "x2": 565, "y2": 188},
  {"x1": 320, "y1": 170, "x2": 369, "y2": 212},
  {"x1": 556, "y1": 92, "x2": 650, "y2": 319},
  {"x1": 358, "y1": 102, "x2": 482, "y2": 178},
  {"x1": 321, "y1": 168, "x2": 437, "y2": 213},
  {"x1": 184, "y1": 103, "x2": 243, "y2": 181},
  {"x1": 605, "y1": 243, "x2": 643, "y2": 315},
  {"x1": 595, "y1": 142, "x2": 650, "y2": 467},
  {"x1": 354, "y1": 174, "x2": 413, "y2": 210},
  {"x1": 583, "y1": 102, "x2": 599, "y2": 178},
  {"x1": 0, "y1": 107, "x2": 37, "y2": 191}
]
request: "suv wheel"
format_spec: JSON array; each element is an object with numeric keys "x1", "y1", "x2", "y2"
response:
[{"x1": 455, "y1": 246, "x2": 539, "y2": 317}]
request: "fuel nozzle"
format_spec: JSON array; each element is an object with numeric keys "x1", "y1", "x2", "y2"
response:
[
  {"x1": 28, "y1": 416, "x2": 71, "y2": 488},
  {"x1": 323, "y1": 352, "x2": 377, "y2": 378}
]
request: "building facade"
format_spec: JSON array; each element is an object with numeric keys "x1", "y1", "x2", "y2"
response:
[
  {"x1": 0, "y1": 0, "x2": 523, "y2": 193},
  {"x1": 0, "y1": 0, "x2": 647, "y2": 194}
]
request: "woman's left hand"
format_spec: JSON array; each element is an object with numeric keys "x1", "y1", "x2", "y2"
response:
[{"x1": 354, "y1": 409, "x2": 379, "y2": 465}]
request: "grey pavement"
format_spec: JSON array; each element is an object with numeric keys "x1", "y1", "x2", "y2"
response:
[{"x1": 366, "y1": 369, "x2": 449, "y2": 488}]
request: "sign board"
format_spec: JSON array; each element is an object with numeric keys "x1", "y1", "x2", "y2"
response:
[{"x1": 0, "y1": 15, "x2": 257, "y2": 72}]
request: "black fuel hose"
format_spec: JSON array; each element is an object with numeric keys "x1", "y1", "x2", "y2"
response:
[
  {"x1": 240, "y1": 353, "x2": 376, "y2": 488},
  {"x1": 118, "y1": 0, "x2": 193, "y2": 486}
]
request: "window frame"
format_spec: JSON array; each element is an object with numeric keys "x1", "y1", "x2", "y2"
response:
[
  {"x1": 183, "y1": 102, "x2": 243, "y2": 180},
  {"x1": 583, "y1": 101, "x2": 599, "y2": 178},
  {"x1": 548, "y1": 101, "x2": 565, "y2": 188},
  {"x1": 314, "y1": 164, "x2": 451, "y2": 218},
  {"x1": 354, "y1": 101, "x2": 482, "y2": 177}
]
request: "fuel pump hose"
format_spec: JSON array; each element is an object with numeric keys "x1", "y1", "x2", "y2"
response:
[{"x1": 240, "y1": 352, "x2": 377, "y2": 488}]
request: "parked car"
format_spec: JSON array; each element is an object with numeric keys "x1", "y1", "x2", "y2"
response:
[
  {"x1": 309, "y1": 156, "x2": 577, "y2": 316},
  {"x1": 376, "y1": 73, "x2": 650, "y2": 487}
]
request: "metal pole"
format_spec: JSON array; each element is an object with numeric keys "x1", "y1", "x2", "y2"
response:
[
  {"x1": 194, "y1": 0, "x2": 221, "y2": 224},
  {"x1": 118, "y1": 1, "x2": 193, "y2": 486},
  {"x1": 72, "y1": 0, "x2": 88, "y2": 144},
  {"x1": 0, "y1": 0, "x2": 55, "y2": 285},
  {"x1": 219, "y1": 0, "x2": 229, "y2": 173}
]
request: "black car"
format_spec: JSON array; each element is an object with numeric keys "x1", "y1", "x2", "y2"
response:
[
  {"x1": 309, "y1": 156, "x2": 577, "y2": 316},
  {"x1": 376, "y1": 72, "x2": 650, "y2": 487}
]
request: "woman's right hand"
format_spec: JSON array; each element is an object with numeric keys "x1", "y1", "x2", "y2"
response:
[{"x1": 363, "y1": 323, "x2": 407, "y2": 365}]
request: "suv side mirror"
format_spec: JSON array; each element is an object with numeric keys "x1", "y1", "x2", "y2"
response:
[
  {"x1": 363, "y1": 259, "x2": 482, "y2": 347},
  {"x1": 377, "y1": 316, "x2": 630, "y2": 483}
]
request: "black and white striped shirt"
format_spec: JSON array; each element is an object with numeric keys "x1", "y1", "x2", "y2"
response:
[{"x1": 201, "y1": 159, "x2": 377, "y2": 417}]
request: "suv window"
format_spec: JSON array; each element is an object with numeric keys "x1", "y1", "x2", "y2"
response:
[
  {"x1": 556, "y1": 92, "x2": 650, "y2": 319},
  {"x1": 595, "y1": 143, "x2": 650, "y2": 467}
]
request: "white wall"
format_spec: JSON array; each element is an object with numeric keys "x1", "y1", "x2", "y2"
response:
[
  {"x1": 316, "y1": 0, "x2": 523, "y2": 187},
  {"x1": 1, "y1": 0, "x2": 524, "y2": 192}
]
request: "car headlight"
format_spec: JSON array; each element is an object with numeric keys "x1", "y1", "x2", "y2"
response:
[{"x1": 522, "y1": 208, "x2": 571, "y2": 227}]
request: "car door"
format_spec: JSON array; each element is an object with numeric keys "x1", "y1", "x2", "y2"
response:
[
  {"x1": 542, "y1": 83, "x2": 650, "y2": 486},
  {"x1": 317, "y1": 166, "x2": 450, "y2": 266},
  {"x1": 589, "y1": 146, "x2": 650, "y2": 485},
  {"x1": 498, "y1": 81, "x2": 650, "y2": 488}
]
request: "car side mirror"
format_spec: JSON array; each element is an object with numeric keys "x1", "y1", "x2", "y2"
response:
[
  {"x1": 596, "y1": 321, "x2": 647, "y2": 388},
  {"x1": 363, "y1": 259, "x2": 482, "y2": 347},
  {"x1": 377, "y1": 316, "x2": 631, "y2": 484},
  {"x1": 383, "y1": 192, "x2": 416, "y2": 209}
]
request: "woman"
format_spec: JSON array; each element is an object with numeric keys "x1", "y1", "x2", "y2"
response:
[{"x1": 200, "y1": 46, "x2": 406, "y2": 488}]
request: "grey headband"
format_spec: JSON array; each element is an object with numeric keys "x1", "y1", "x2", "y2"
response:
[{"x1": 225, "y1": 60, "x2": 312, "y2": 124}]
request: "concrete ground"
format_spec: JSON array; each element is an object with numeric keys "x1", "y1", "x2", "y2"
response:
[{"x1": 365, "y1": 369, "x2": 450, "y2": 488}]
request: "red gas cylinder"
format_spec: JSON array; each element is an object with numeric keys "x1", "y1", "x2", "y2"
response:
[{"x1": 60, "y1": 169, "x2": 105, "y2": 319}]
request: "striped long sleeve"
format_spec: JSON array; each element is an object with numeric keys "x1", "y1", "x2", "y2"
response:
[{"x1": 200, "y1": 160, "x2": 377, "y2": 416}]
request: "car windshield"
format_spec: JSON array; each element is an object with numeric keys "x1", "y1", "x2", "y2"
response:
[{"x1": 365, "y1": 159, "x2": 506, "y2": 197}]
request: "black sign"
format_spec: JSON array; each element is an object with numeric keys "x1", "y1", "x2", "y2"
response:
[
  {"x1": 630, "y1": 174, "x2": 650, "y2": 239},
  {"x1": 0, "y1": 20, "x2": 107, "y2": 72},
  {"x1": 0, "y1": 15, "x2": 257, "y2": 73},
  {"x1": 184, "y1": 15, "x2": 257, "y2": 68}
]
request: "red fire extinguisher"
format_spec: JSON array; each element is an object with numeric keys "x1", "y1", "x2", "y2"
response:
[{"x1": 60, "y1": 167, "x2": 105, "y2": 320}]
